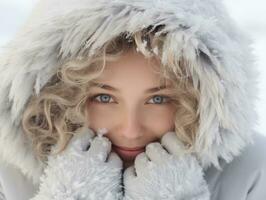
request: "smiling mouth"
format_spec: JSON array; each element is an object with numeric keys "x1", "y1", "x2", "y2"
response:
[
  {"x1": 112, "y1": 144, "x2": 145, "y2": 162},
  {"x1": 112, "y1": 144, "x2": 145, "y2": 151}
]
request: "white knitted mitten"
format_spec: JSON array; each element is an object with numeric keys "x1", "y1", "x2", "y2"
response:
[
  {"x1": 123, "y1": 131, "x2": 210, "y2": 200},
  {"x1": 31, "y1": 127, "x2": 123, "y2": 200}
]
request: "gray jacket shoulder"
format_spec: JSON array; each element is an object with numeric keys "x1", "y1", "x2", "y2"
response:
[
  {"x1": 227, "y1": 133, "x2": 266, "y2": 172},
  {"x1": 0, "y1": 182, "x2": 6, "y2": 200},
  {"x1": 0, "y1": 160, "x2": 37, "y2": 200},
  {"x1": 205, "y1": 133, "x2": 266, "y2": 200}
]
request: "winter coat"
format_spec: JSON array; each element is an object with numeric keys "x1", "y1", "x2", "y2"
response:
[{"x1": 0, "y1": 0, "x2": 266, "y2": 199}]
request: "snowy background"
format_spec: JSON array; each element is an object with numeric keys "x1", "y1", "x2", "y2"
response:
[{"x1": 0, "y1": 0, "x2": 265, "y2": 136}]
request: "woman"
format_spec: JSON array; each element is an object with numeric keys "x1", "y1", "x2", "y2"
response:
[{"x1": 0, "y1": 0, "x2": 265, "y2": 199}]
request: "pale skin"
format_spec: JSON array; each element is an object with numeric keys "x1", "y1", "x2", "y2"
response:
[{"x1": 86, "y1": 50, "x2": 176, "y2": 168}]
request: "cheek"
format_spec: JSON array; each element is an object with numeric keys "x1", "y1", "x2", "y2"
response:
[
  {"x1": 142, "y1": 106, "x2": 176, "y2": 133},
  {"x1": 86, "y1": 105, "x2": 115, "y2": 128}
]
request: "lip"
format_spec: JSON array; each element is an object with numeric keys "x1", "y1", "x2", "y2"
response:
[
  {"x1": 112, "y1": 144, "x2": 145, "y2": 151},
  {"x1": 112, "y1": 144, "x2": 145, "y2": 161}
]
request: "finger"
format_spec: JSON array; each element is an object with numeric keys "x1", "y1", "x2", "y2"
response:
[
  {"x1": 107, "y1": 152, "x2": 123, "y2": 169},
  {"x1": 66, "y1": 127, "x2": 95, "y2": 152},
  {"x1": 134, "y1": 152, "x2": 151, "y2": 177},
  {"x1": 123, "y1": 166, "x2": 136, "y2": 186},
  {"x1": 145, "y1": 142, "x2": 169, "y2": 163},
  {"x1": 87, "y1": 136, "x2": 112, "y2": 162},
  {"x1": 160, "y1": 131, "x2": 185, "y2": 157}
]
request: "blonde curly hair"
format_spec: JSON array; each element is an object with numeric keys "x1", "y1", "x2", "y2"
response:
[{"x1": 22, "y1": 25, "x2": 200, "y2": 163}]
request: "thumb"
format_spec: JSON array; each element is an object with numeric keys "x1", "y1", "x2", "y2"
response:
[
  {"x1": 51, "y1": 127, "x2": 95, "y2": 155},
  {"x1": 123, "y1": 166, "x2": 136, "y2": 185},
  {"x1": 108, "y1": 152, "x2": 123, "y2": 169}
]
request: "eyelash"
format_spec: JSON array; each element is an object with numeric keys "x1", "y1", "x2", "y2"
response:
[{"x1": 89, "y1": 93, "x2": 171, "y2": 105}]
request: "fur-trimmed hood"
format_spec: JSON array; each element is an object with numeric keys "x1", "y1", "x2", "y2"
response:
[{"x1": 0, "y1": 0, "x2": 259, "y2": 185}]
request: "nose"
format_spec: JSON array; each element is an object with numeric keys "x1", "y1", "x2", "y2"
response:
[{"x1": 118, "y1": 109, "x2": 143, "y2": 140}]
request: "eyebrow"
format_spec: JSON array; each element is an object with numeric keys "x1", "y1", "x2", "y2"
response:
[{"x1": 91, "y1": 82, "x2": 171, "y2": 93}]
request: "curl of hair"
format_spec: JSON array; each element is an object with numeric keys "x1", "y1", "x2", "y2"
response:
[{"x1": 22, "y1": 25, "x2": 200, "y2": 163}]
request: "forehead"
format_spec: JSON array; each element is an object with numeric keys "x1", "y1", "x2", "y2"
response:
[{"x1": 96, "y1": 51, "x2": 168, "y2": 83}]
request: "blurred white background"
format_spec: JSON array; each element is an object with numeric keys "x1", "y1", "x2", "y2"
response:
[{"x1": 0, "y1": 0, "x2": 265, "y2": 135}]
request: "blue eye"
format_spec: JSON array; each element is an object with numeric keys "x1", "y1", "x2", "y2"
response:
[
  {"x1": 148, "y1": 95, "x2": 170, "y2": 104},
  {"x1": 92, "y1": 94, "x2": 114, "y2": 104},
  {"x1": 90, "y1": 93, "x2": 170, "y2": 105}
]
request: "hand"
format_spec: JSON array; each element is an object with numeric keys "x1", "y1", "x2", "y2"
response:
[
  {"x1": 31, "y1": 127, "x2": 123, "y2": 200},
  {"x1": 123, "y1": 131, "x2": 210, "y2": 200}
]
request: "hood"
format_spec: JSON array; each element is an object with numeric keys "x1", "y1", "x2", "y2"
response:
[{"x1": 0, "y1": 0, "x2": 259, "y2": 185}]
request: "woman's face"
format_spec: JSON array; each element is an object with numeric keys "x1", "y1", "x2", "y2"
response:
[{"x1": 86, "y1": 50, "x2": 176, "y2": 168}]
